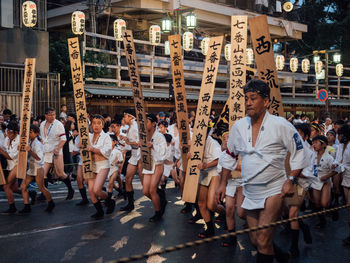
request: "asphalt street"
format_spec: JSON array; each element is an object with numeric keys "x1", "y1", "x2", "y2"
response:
[{"x1": 0, "y1": 180, "x2": 350, "y2": 263}]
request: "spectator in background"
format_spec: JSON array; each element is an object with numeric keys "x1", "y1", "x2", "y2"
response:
[
  {"x1": 67, "y1": 113, "x2": 77, "y2": 124},
  {"x1": 324, "y1": 118, "x2": 333, "y2": 134},
  {"x1": 3, "y1": 109, "x2": 12, "y2": 122},
  {"x1": 59, "y1": 104, "x2": 67, "y2": 120}
]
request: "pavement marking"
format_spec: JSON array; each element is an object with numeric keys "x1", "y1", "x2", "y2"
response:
[
  {"x1": 191, "y1": 253, "x2": 197, "y2": 259},
  {"x1": 146, "y1": 243, "x2": 166, "y2": 263},
  {"x1": 132, "y1": 223, "x2": 145, "y2": 229},
  {"x1": 61, "y1": 241, "x2": 88, "y2": 262},
  {"x1": 81, "y1": 229, "x2": 105, "y2": 240},
  {"x1": 111, "y1": 236, "x2": 129, "y2": 252}
]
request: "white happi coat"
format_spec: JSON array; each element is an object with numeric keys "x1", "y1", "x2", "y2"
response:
[
  {"x1": 298, "y1": 140, "x2": 317, "y2": 190},
  {"x1": 310, "y1": 150, "x2": 334, "y2": 191},
  {"x1": 40, "y1": 119, "x2": 66, "y2": 154},
  {"x1": 219, "y1": 111, "x2": 307, "y2": 210},
  {"x1": 334, "y1": 142, "x2": 350, "y2": 187},
  {"x1": 142, "y1": 131, "x2": 167, "y2": 174}
]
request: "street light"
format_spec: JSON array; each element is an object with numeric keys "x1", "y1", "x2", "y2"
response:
[
  {"x1": 162, "y1": 16, "x2": 172, "y2": 33},
  {"x1": 186, "y1": 12, "x2": 197, "y2": 29}
]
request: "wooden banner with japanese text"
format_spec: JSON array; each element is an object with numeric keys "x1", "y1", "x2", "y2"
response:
[
  {"x1": 183, "y1": 36, "x2": 224, "y2": 203},
  {"x1": 67, "y1": 37, "x2": 94, "y2": 179},
  {"x1": 122, "y1": 30, "x2": 152, "y2": 171},
  {"x1": 229, "y1": 16, "x2": 247, "y2": 129},
  {"x1": 249, "y1": 15, "x2": 284, "y2": 116},
  {"x1": 0, "y1": 163, "x2": 5, "y2": 185},
  {"x1": 17, "y1": 58, "x2": 36, "y2": 179},
  {"x1": 168, "y1": 35, "x2": 190, "y2": 171}
]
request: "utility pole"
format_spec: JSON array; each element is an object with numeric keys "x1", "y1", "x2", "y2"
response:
[{"x1": 325, "y1": 51, "x2": 329, "y2": 114}]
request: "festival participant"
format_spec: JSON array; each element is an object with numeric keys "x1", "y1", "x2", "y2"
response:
[
  {"x1": 40, "y1": 108, "x2": 74, "y2": 200},
  {"x1": 197, "y1": 126, "x2": 226, "y2": 238},
  {"x1": 216, "y1": 80, "x2": 307, "y2": 263},
  {"x1": 73, "y1": 135, "x2": 89, "y2": 206},
  {"x1": 79, "y1": 114, "x2": 113, "y2": 219},
  {"x1": 310, "y1": 122, "x2": 322, "y2": 139},
  {"x1": 160, "y1": 133, "x2": 174, "y2": 190},
  {"x1": 333, "y1": 125, "x2": 350, "y2": 245},
  {"x1": 285, "y1": 123, "x2": 313, "y2": 257},
  {"x1": 106, "y1": 134, "x2": 124, "y2": 200},
  {"x1": 220, "y1": 131, "x2": 245, "y2": 247},
  {"x1": 158, "y1": 120, "x2": 168, "y2": 134},
  {"x1": 327, "y1": 129, "x2": 341, "y2": 206},
  {"x1": 142, "y1": 113, "x2": 167, "y2": 222},
  {"x1": 310, "y1": 135, "x2": 336, "y2": 228},
  {"x1": 0, "y1": 122, "x2": 20, "y2": 214},
  {"x1": 119, "y1": 109, "x2": 143, "y2": 212},
  {"x1": 19, "y1": 125, "x2": 55, "y2": 213}
]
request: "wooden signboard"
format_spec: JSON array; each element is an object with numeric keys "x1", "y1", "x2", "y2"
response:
[
  {"x1": 67, "y1": 37, "x2": 94, "y2": 179},
  {"x1": 168, "y1": 35, "x2": 191, "y2": 171},
  {"x1": 17, "y1": 58, "x2": 36, "y2": 179},
  {"x1": 229, "y1": 16, "x2": 247, "y2": 129},
  {"x1": 249, "y1": 15, "x2": 284, "y2": 116},
  {"x1": 183, "y1": 36, "x2": 224, "y2": 203},
  {"x1": 0, "y1": 163, "x2": 6, "y2": 185},
  {"x1": 122, "y1": 30, "x2": 152, "y2": 171}
]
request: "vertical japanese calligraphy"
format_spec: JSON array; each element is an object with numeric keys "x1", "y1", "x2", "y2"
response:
[
  {"x1": 0, "y1": 162, "x2": 5, "y2": 185},
  {"x1": 67, "y1": 37, "x2": 94, "y2": 179},
  {"x1": 230, "y1": 16, "x2": 247, "y2": 129},
  {"x1": 17, "y1": 58, "x2": 36, "y2": 180},
  {"x1": 168, "y1": 35, "x2": 191, "y2": 172},
  {"x1": 249, "y1": 15, "x2": 284, "y2": 116},
  {"x1": 122, "y1": 30, "x2": 153, "y2": 171},
  {"x1": 182, "y1": 36, "x2": 224, "y2": 203}
]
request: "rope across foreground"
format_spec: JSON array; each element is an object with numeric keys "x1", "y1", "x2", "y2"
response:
[{"x1": 108, "y1": 204, "x2": 350, "y2": 263}]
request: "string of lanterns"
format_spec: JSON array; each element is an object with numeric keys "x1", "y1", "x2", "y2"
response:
[{"x1": 21, "y1": 3, "x2": 342, "y2": 78}]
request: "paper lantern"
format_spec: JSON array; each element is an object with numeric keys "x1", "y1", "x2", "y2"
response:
[
  {"x1": 315, "y1": 61, "x2": 323, "y2": 75},
  {"x1": 289, "y1": 57, "x2": 298, "y2": 72},
  {"x1": 149, "y1": 25, "x2": 161, "y2": 46},
  {"x1": 224, "y1": 44, "x2": 231, "y2": 61},
  {"x1": 164, "y1": 41, "x2": 170, "y2": 56},
  {"x1": 183, "y1": 32, "x2": 194, "y2": 52},
  {"x1": 162, "y1": 17, "x2": 172, "y2": 33},
  {"x1": 301, "y1": 58, "x2": 310, "y2": 73},
  {"x1": 72, "y1": 11, "x2": 85, "y2": 35},
  {"x1": 186, "y1": 13, "x2": 197, "y2": 29},
  {"x1": 275, "y1": 55, "x2": 285, "y2": 71},
  {"x1": 113, "y1": 19, "x2": 126, "y2": 41},
  {"x1": 22, "y1": 1, "x2": 37, "y2": 28},
  {"x1": 336, "y1": 63, "x2": 343, "y2": 77},
  {"x1": 246, "y1": 48, "x2": 254, "y2": 65},
  {"x1": 201, "y1": 37, "x2": 210, "y2": 56}
]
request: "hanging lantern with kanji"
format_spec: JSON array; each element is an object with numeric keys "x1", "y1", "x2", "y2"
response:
[
  {"x1": 275, "y1": 55, "x2": 285, "y2": 71},
  {"x1": 72, "y1": 11, "x2": 85, "y2": 35},
  {"x1": 183, "y1": 32, "x2": 194, "y2": 52},
  {"x1": 149, "y1": 25, "x2": 161, "y2": 46},
  {"x1": 336, "y1": 63, "x2": 344, "y2": 77},
  {"x1": 224, "y1": 44, "x2": 231, "y2": 61},
  {"x1": 22, "y1": 1, "x2": 37, "y2": 28},
  {"x1": 246, "y1": 48, "x2": 254, "y2": 65},
  {"x1": 301, "y1": 58, "x2": 310, "y2": 73},
  {"x1": 113, "y1": 19, "x2": 126, "y2": 41},
  {"x1": 201, "y1": 37, "x2": 210, "y2": 55},
  {"x1": 315, "y1": 61, "x2": 323, "y2": 75},
  {"x1": 289, "y1": 57, "x2": 298, "y2": 72}
]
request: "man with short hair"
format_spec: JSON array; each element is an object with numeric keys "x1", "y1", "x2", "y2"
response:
[
  {"x1": 119, "y1": 109, "x2": 143, "y2": 212},
  {"x1": 216, "y1": 80, "x2": 307, "y2": 263},
  {"x1": 40, "y1": 108, "x2": 74, "y2": 200}
]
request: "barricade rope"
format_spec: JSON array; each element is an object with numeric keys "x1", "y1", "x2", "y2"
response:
[{"x1": 108, "y1": 204, "x2": 350, "y2": 263}]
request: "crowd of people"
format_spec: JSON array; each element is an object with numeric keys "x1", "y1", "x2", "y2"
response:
[{"x1": 0, "y1": 80, "x2": 350, "y2": 263}]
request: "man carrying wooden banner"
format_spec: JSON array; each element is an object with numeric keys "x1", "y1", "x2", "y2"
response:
[
  {"x1": 183, "y1": 36, "x2": 223, "y2": 203},
  {"x1": 120, "y1": 30, "x2": 153, "y2": 212},
  {"x1": 216, "y1": 15, "x2": 307, "y2": 262},
  {"x1": 168, "y1": 34, "x2": 191, "y2": 212}
]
